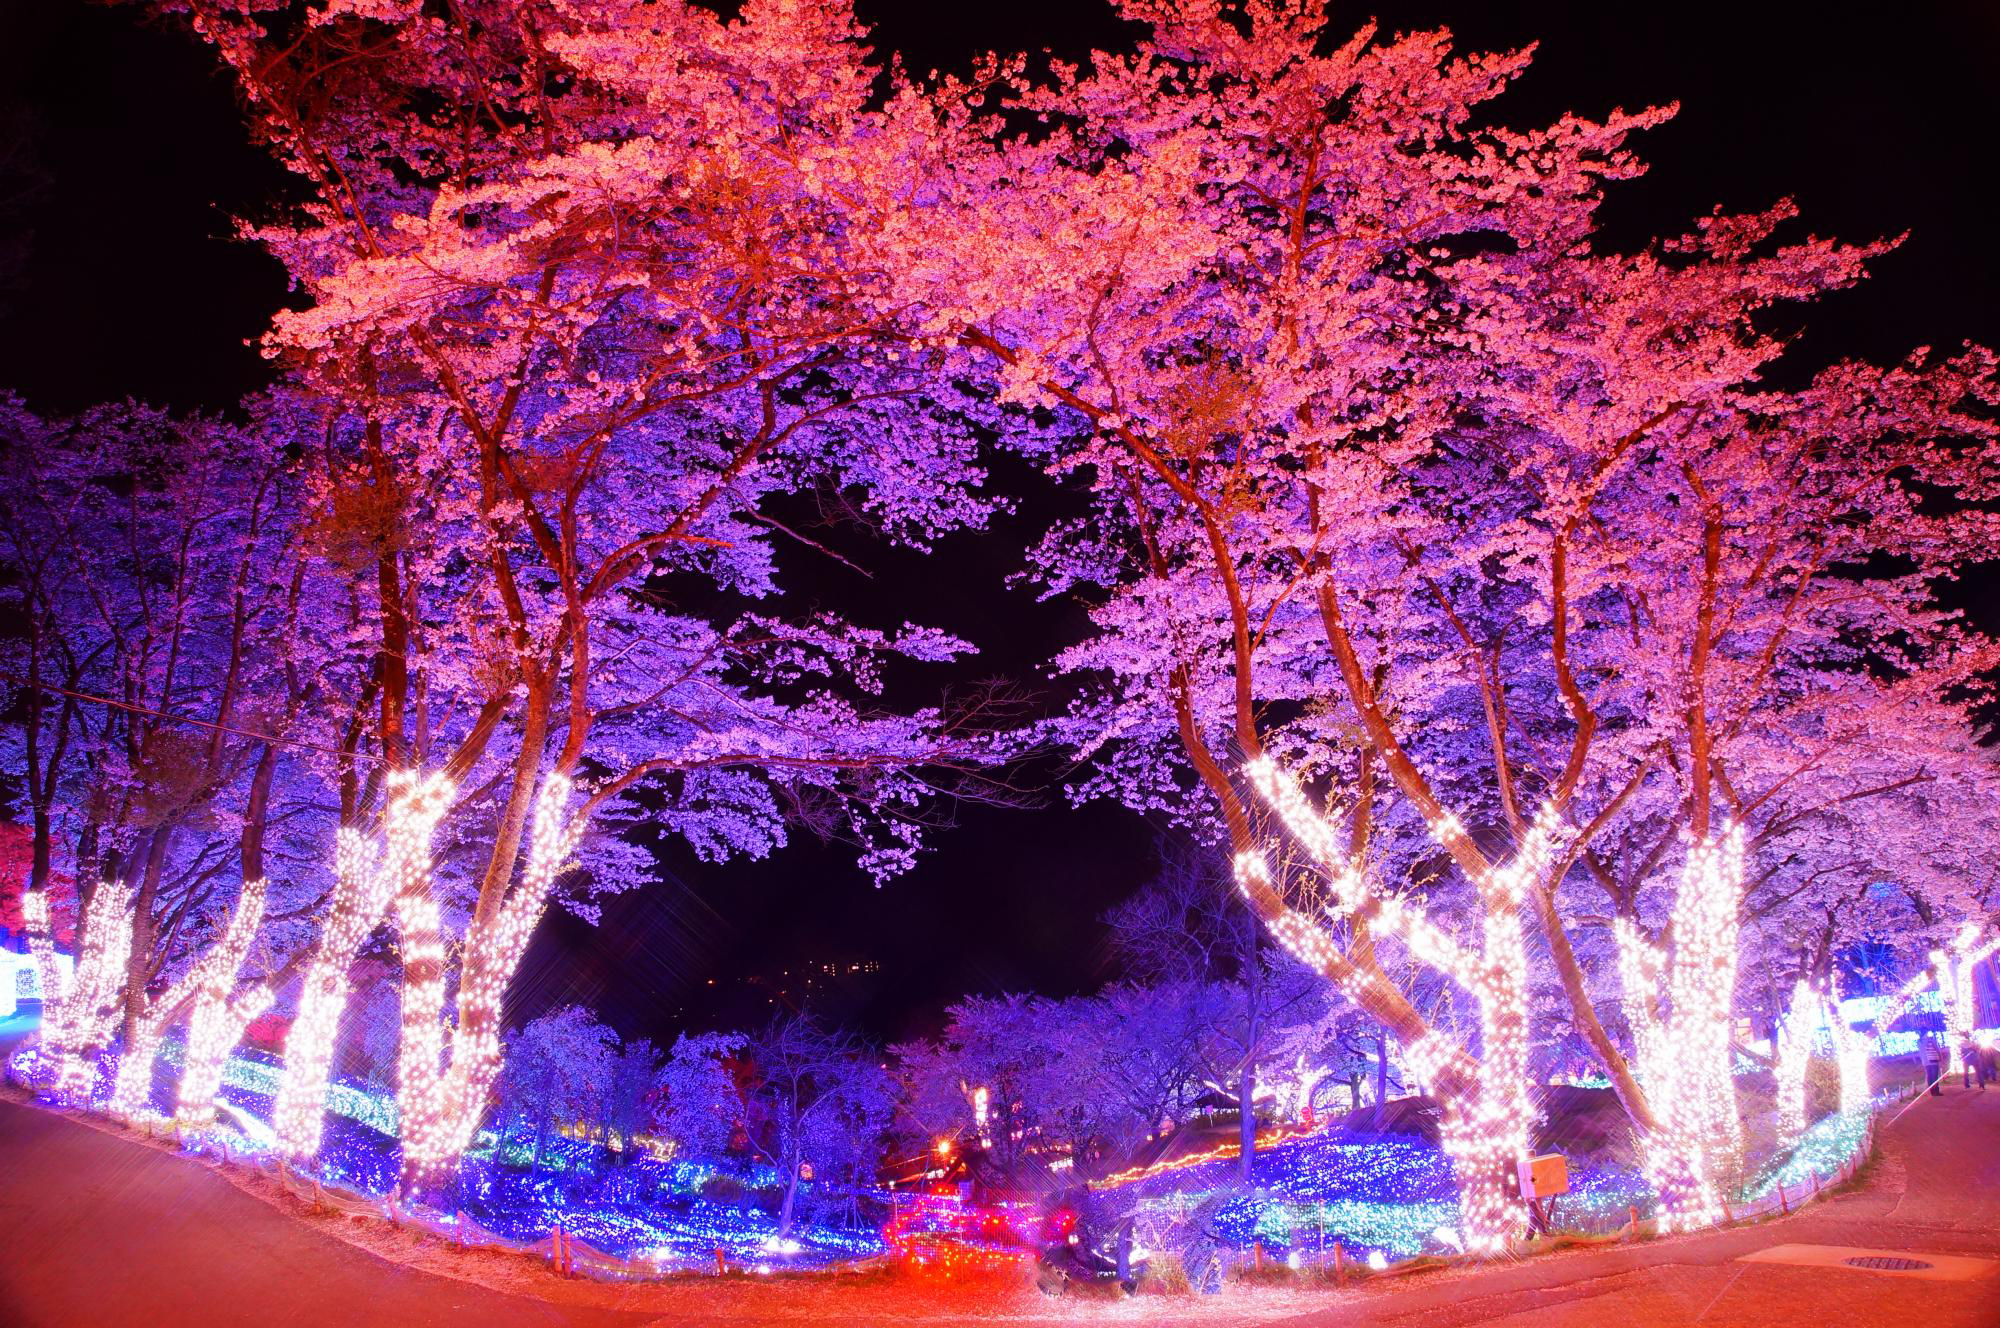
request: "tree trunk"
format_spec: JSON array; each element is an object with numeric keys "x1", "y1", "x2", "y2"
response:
[
  {"x1": 120, "y1": 828, "x2": 171, "y2": 1044},
  {"x1": 1237, "y1": 1058, "x2": 1257, "y2": 1189},
  {"x1": 175, "y1": 987, "x2": 272, "y2": 1132},
  {"x1": 1435, "y1": 1097, "x2": 1525, "y2": 1255},
  {"x1": 1373, "y1": 1025, "x2": 1390, "y2": 1127},
  {"x1": 778, "y1": 1159, "x2": 802, "y2": 1239},
  {"x1": 1237, "y1": 925, "x2": 1261, "y2": 1188},
  {"x1": 276, "y1": 775, "x2": 449, "y2": 1164}
]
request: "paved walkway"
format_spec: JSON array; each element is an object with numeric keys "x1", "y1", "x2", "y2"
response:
[
  {"x1": 0, "y1": 1098, "x2": 643, "y2": 1327},
  {"x1": 0, "y1": 1083, "x2": 1994, "y2": 1325},
  {"x1": 1279, "y1": 1082, "x2": 2000, "y2": 1328}
]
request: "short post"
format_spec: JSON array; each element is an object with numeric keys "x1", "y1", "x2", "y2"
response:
[
  {"x1": 1627, "y1": 1204, "x2": 1639, "y2": 1237},
  {"x1": 1810, "y1": 1171, "x2": 1821, "y2": 1198},
  {"x1": 1254, "y1": 1240, "x2": 1265, "y2": 1273},
  {"x1": 714, "y1": 1245, "x2": 727, "y2": 1275},
  {"x1": 1778, "y1": 1183, "x2": 1788, "y2": 1215},
  {"x1": 1333, "y1": 1240, "x2": 1346, "y2": 1287},
  {"x1": 1720, "y1": 1196, "x2": 1733, "y2": 1225}
]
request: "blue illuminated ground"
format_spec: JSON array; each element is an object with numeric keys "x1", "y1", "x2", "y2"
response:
[{"x1": 8, "y1": 1040, "x2": 884, "y2": 1271}]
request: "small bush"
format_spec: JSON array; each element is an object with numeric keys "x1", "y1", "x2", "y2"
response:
[
  {"x1": 1137, "y1": 1252, "x2": 1191, "y2": 1295},
  {"x1": 700, "y1": 1173, "x2": 748, "y2": 1205}
]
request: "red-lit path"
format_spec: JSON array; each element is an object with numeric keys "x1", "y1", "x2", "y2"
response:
[
  {"x1": 0, "y1": 1097, "x2": 643, "y2": 1327},
  {"x1": 1280, "y1": 1081, "x2": 2000, "y2": 1328},
  {"x1": 0, "y1": 1085, "x2": 1995, "y2": 1327}
]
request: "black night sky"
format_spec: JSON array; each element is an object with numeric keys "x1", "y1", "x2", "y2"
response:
[{"x1": 1, "y1": 1, "x2": 1994, "y2": 1046}]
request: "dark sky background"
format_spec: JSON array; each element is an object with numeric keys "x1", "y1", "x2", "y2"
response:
[{"x1": 0, "y1": 1, "x2": 1994, "y2": 1046}]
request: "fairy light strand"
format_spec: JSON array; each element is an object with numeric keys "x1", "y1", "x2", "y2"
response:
[
  {"x1": 1237, "y1": 755, "x2": 1569, "y2": 1254},
  {"x1": 276, "y1": 770, "x2": 453, "y2": 1163},
  {"x1": 397, "y1": 771, "x2": 582, "y2": 1187}
]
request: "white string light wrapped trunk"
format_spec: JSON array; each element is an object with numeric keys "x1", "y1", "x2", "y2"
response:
[
  {"x1": 1773, "y1": 979, "x2": 1817, "y2": 1147},
  {"x1": 107, "y1": 876, "x2": 270, "y2": 1123},
  {"x1": 1938, "y1": 925, "x2": 1999, "y2": 1076},
  {"x1": 1613, "y1": 827, "x2": 1744, "y2": 1231},
  {"x1": 275, "y1": 772, "x2": 452, "y2": 1163},
  {"x1": 1828, "y1": 1001, "x2": 1872, "y2": 1116},
  {"x1": 174, "y1": 877, "x2": 276, "y2": 1132},
  {"x1": 396, "y1": 771, "x2": 582, "y2": 1193},
  {"x1": 1237, "y1": 756, "x2": 1563, "y2": 1254},
  {"x1": 31, "y1": 881, "x2": 134, "y2": 1103}
]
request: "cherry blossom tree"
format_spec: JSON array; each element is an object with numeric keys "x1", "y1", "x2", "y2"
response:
[
  {"x1": 875, "y1": 0, "x2": 1667, "y2": 1249},
  {"x1": 149, "y1": 0, "x2": 1017, "y2": 1192},
  {"x1": 876, "y1": 0, "x2": 2000, "y2": 1243},
  {"x1": 656, "y1": 1030, "x2": 747, "y2": 1165},
  {"x1": 1, "y1": 398, "x2": 335, "y2": 1108},
  {"x1": 739, "y1": 1016, "x2": 893, "y2": 1239},
  {"x1": 495, "y1": 1004, "x2": 617, "y2": 1173}
]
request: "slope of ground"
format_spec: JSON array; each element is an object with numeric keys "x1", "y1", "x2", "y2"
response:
[{"x1": 2, "y1": 1083, "x2": 1995, "y2": 1326}]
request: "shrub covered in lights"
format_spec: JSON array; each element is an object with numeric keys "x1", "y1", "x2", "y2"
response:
[
  {"x1": 11, "y1": 1037, "x2": 886, "y2": 1271},
  {"x1": 1112, "y1": 1128, "x2": 1654, "y2": 1264}
]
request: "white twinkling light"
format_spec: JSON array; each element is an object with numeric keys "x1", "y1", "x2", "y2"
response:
[
  {"x1": 39, "y1": 880, "x2": 134, "y2": 1102},
  {"x1": 1827, "y1": 998, "x2": 1872, "y2": 1117},
  {"x1": 107, "y1": 876, "x2": 271, "y2": 1124},
  {"x1": 276, "y1": 770, "x2": 453, "y2": 1163},
  {"x1": 1238, "y1": 756, "x2": 1568, "y2": 1254},
  {"x1": 175, "y1": 877, "x2": 274, "y2": 1133},
  {"x1": 1939, "y1": 925, "x2": 1999, "y2": 1076},
  {"x1": 1614, "y1": 827, "x2": 1744, "y2": 1232},
  {"x1": 1773, "y1": 980, "x2": 1818, "y2": 1147},
  {"x1": 396, "y1": 771, "x2": 582, "y2": 1189}
]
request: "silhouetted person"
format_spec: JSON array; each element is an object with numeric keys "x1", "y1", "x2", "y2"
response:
[{"x1": 1922, "y1": 1034, "x2": 1943, "y2": 1096}]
